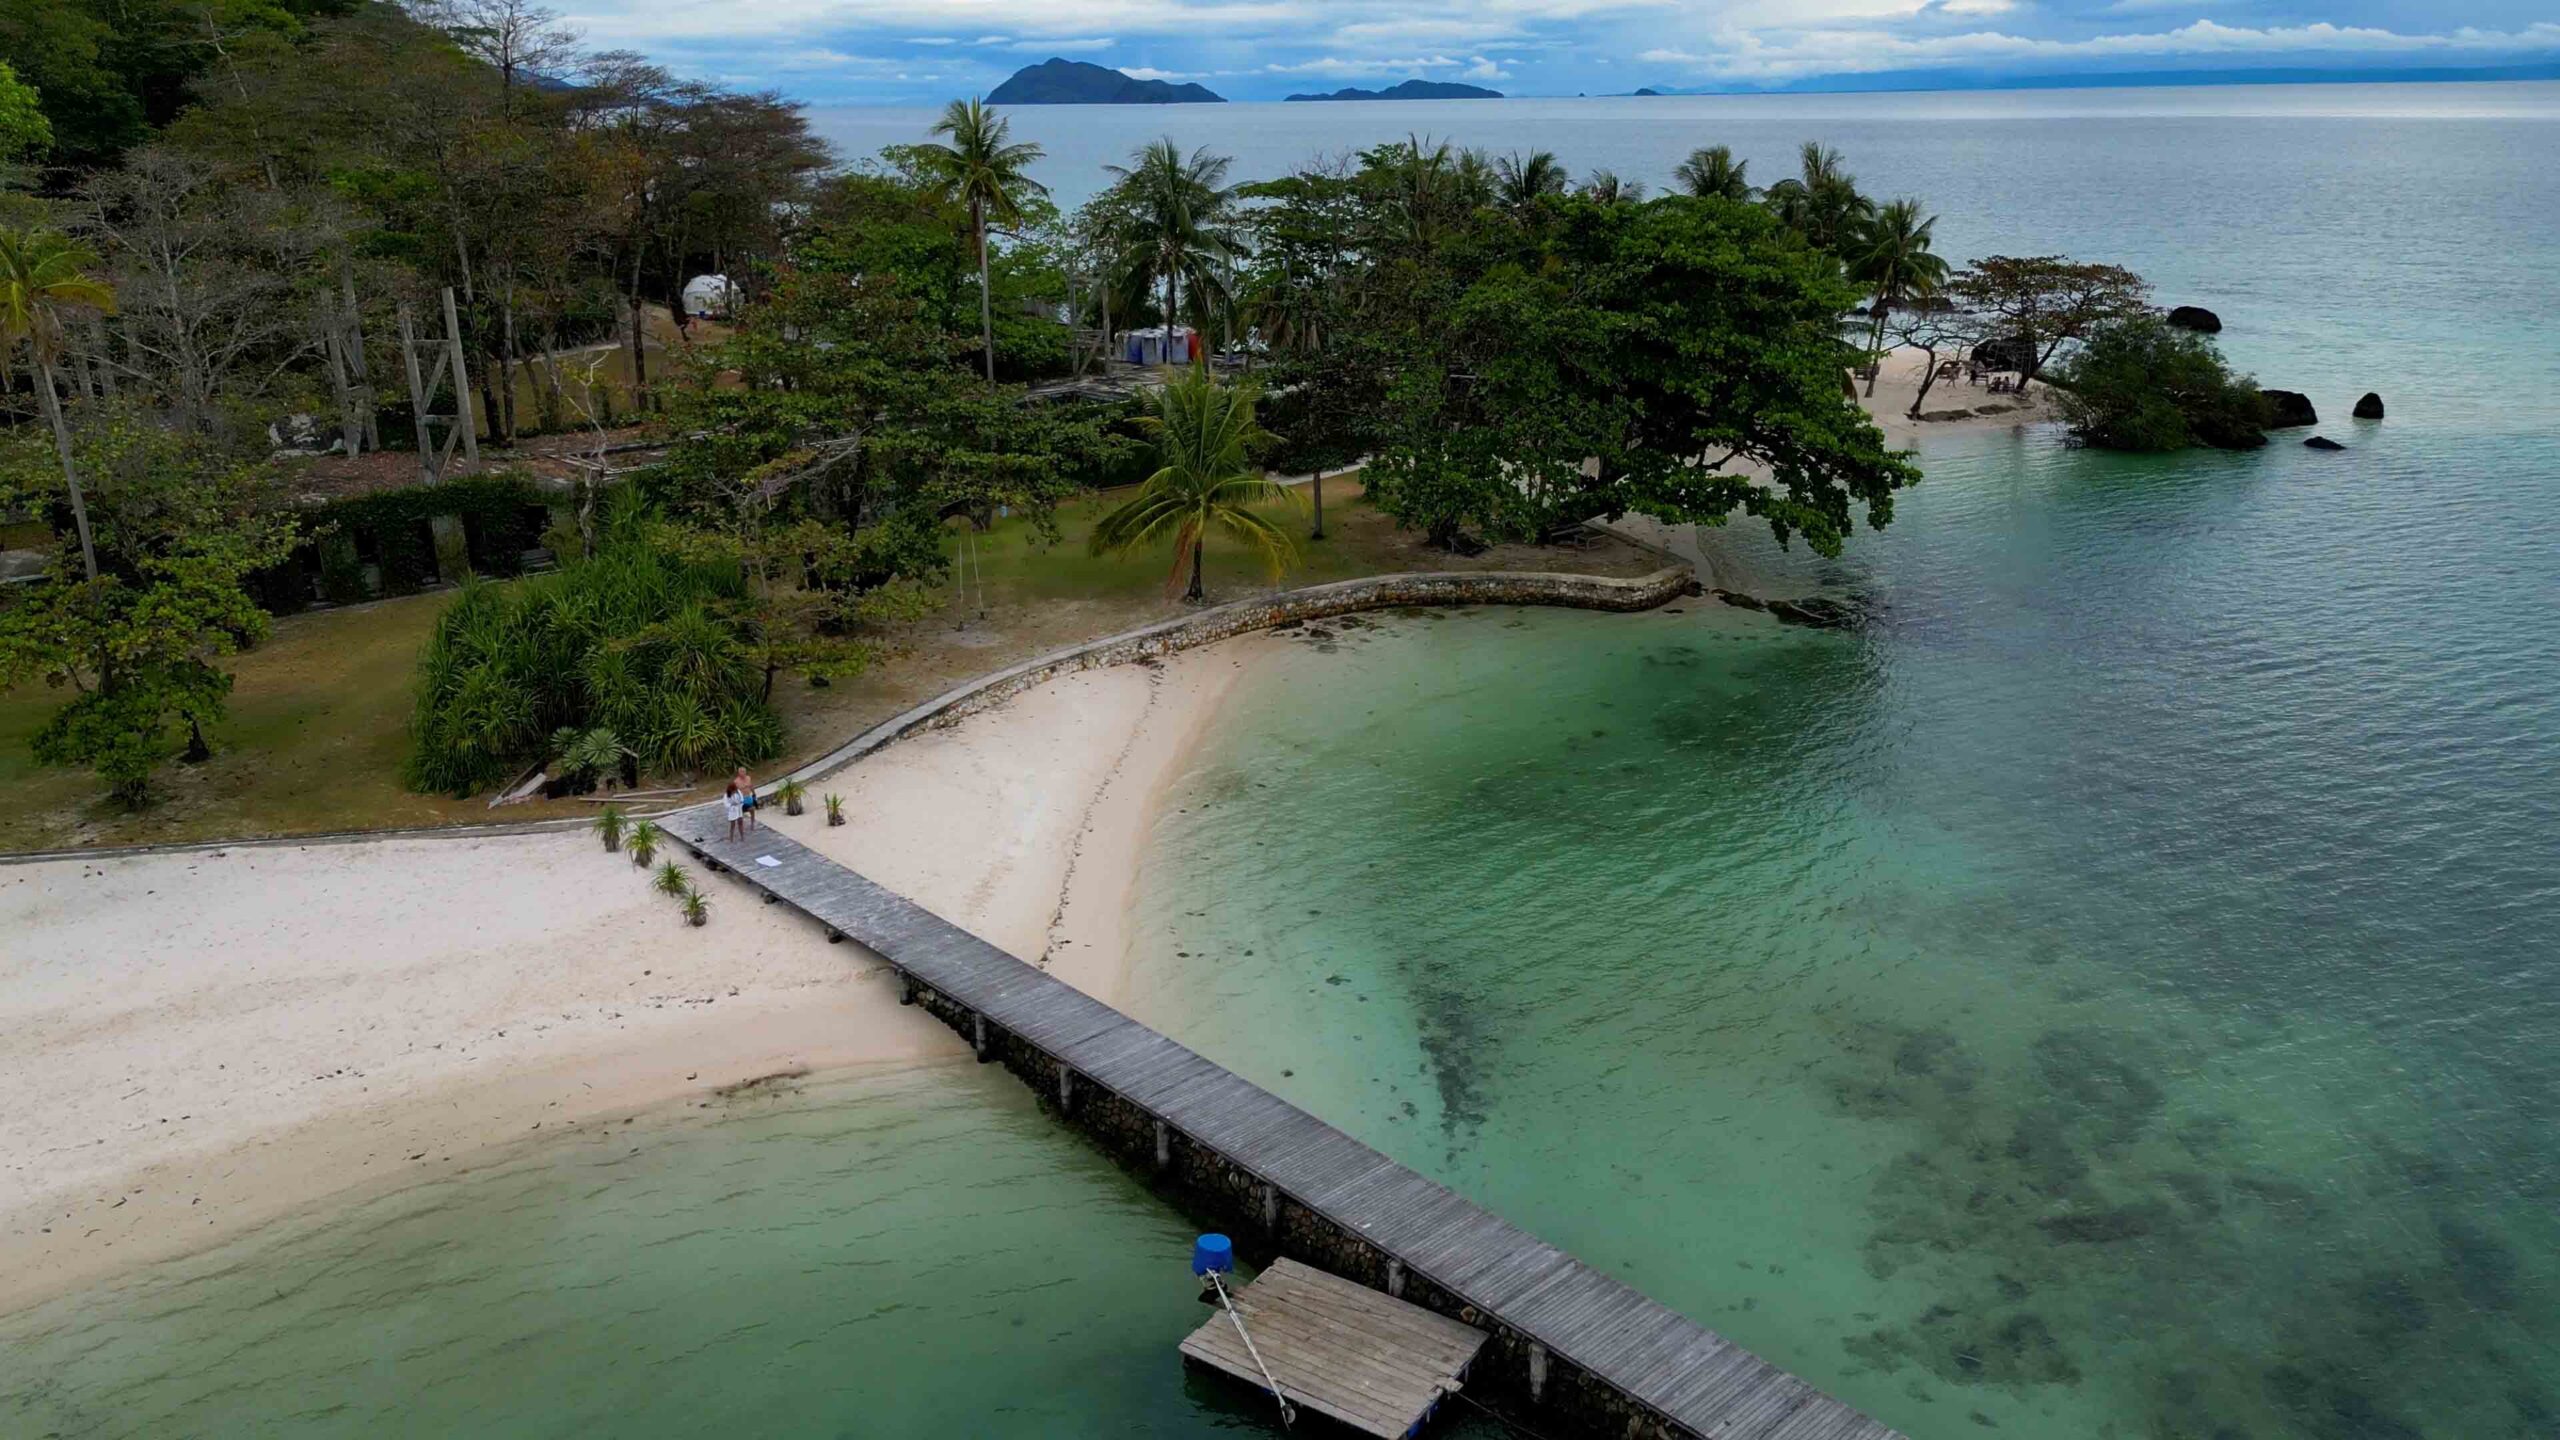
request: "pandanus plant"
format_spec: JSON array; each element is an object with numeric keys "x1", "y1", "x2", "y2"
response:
[
  {"x1": 824, "y1": 793, "x2": 846, "y2": 827},
  {"x1": 777, "y1": 777, "x2": 807, "y2": 816},
  {"x1": 681, "y1": 885, "x2": 709, "y2": 927},
  {"x1": 627, "y1": 819, "x2": 659, "y2": 867},
  {"x1": 653, "y1": 859, "x2": 688, "y2": 897},
  {"x1": 595, "y1": 802, "x2": 627, "y2": 853}
]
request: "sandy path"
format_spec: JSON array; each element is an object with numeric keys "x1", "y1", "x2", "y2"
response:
[{"x1": 0, "y1": 640, "x2": 1262, "y2": 1313}]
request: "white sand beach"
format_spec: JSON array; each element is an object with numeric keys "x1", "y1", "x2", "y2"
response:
[{"x1": 0, "y1": 638, "x2": 1265, "y2": 1313}]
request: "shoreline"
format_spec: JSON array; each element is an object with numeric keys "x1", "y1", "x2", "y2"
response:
[{"x1": 0, "y1": 640, "x2": 1266, "y2": 1317}]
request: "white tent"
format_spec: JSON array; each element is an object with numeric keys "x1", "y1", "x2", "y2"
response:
[
  {"x1": 681, "y1": 274, "x2": 737, "y2": 319},
  {"x1": 1120, "y1": 325, "x2": 1197, "y2": 366}
]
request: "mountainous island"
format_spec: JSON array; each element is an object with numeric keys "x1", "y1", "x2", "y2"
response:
[
  {"x1": 987, "y1": 58, "x2": 1224, "y2": 104},
  {"x1": 1284, "y1": 79, "x2": 1504, "y2": 102}
]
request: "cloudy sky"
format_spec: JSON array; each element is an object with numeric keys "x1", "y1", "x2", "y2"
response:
[{"x1": 556, "y1": 0, "x2": 2560, "y2": 103}]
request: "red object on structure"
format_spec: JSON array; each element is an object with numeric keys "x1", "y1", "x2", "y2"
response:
[{"x1": 1188, "y1": 330, "x2": 1202, "y2": 363}]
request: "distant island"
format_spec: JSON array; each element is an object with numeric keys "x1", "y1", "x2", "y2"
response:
[
  {"x1": 1284, "y1": 79, "x2": 1504, "y2": 102},
  {"x1": 987, "y1": 58, "x2": 1224, "y2": 104}
]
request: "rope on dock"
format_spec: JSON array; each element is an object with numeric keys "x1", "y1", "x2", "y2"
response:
[{"x1": 1206, "y1": 1271, "x2": 1297, "y2": 1428}]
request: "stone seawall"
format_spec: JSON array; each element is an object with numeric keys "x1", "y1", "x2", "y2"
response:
[{"x1": 781, "y1": 565, "x2": 1698, "y2": 789}]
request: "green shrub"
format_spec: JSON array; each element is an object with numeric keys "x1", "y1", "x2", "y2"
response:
[
  {"x1": 2051, "y1": 315, "x2": 2273, "y2": 452},
  {"x1": 403, "y1": 540, "x2": 785, "y2": 796}
]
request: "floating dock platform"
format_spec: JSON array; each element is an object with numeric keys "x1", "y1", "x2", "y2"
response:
[{"x1": 1182, "y1": 1259, "x2": 1487, "y2": 1438}]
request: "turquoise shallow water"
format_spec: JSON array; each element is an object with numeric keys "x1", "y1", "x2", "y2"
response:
[
  {"x1": 1126, "y1": 415, "x2": 2560, "y2": 1438},
  {"x1": 0, "y1": 1066, "x2": 1428, "y2": 1438}
]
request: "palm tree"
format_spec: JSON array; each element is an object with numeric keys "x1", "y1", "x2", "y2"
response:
[
  {"x1": 1848, "y1": 199, "x2": 1950, "y2": 395},
  {"x1": 1494, "y1": 150, "x2": 1569, "y2": 213},
  {"x1": 1580, "y1": 170, "x2": 1646, "y2": 205},
  {"x1": 1104, "y1": 139, "x2": 1241, "y2": 351},
  {"x1": 1673, "y1": 145, "x2": 1754, "y2": 202},
  {"x1": 0, "y1": 225, "x2": 114, "y2": 580},
  {"x1": 1089, "y1": 368, "x2": 1294, "y2": 603},
  {"x1": 1763, "y1": 142, "x2": 1874, "y2": 256},
  {"x1": 916, "y1": 98, "x2": 1048, "y2": 382}
]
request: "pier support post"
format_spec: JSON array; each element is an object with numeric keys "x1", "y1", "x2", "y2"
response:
[
  {"x1": 1154, "y1": 1120, "x2": 1170, "y2": 1170},
  {"x1": 1387, "y1": 1259, "x2": 1405, "y2": 1299},
  {"x1": 1528, "y1": 1343, "x2": 1549, "y2": 1404},
  {"x1": 1260, "y1": 1183, "x2": 1278, "y2": 1233},
  {"x1": 973, "y1": 1013, "x2": 990, "y2": 1061},
  {"x1": 1058, "y1": 1069, "x2": 1074, "y2": 1112},
  {"x1": 899, "y1": 975, "x2": 917, "y2": 1006}
]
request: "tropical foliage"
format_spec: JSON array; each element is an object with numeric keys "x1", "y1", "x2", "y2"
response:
[
  {"x1": 913, "y1": 98, "x2": 1047, "y2": 380},
  {"x1": 0, "y1": 409, "x2": 295, "y2": 806},
  {"x1": 1359, "y1": 191, "x2": 1917, "y2": 554},
  {"x1": 2051, "y1": 314, "x2": 2273, "y2": 452},
  {"x1": 404, "y1": 541, "x2": 782, "y2": 796},
  {"x1": 1090, "y1": 368, "x2": 1293, "y2": 602},
  {"x1": 1102, "y1": 139, "x2": 1243, "y2": 334}
]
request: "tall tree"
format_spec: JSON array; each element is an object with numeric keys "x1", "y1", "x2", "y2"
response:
[
  {"x1": 0, "y1": 409, "x2": 296, "y2": 805},
  {"x1": 1493, "y1": 150, "x2": 1568, "y2": 213},
  {"x1": 1365, "y1": 193, "x2": 1917, "y2": 556},
  {"x1": 1673, "y1": 145, "x2": 1754, "y2": 202},
  {"x1": 0, "y1": 60, "x2": 48, "y2": 162},
  {"x1": 0, "y1": 224, "x2": 115, "y2": 579},
  {"x1": 915, "y1": 97, "x2": 1046, "y2": 382},
  {"x1": 1764, "y1": 141, "x2": 1874, "y2": 258},
  {"x1": 1090, "y1": 368, "x2": 1292, "y2": 603},
  {"x1": 1848, "y1": 198, "x2": 1949, "y2": 395},
  {"x1": 1949, "y1": 255, "x2": 2152, "y2": 395},
  {"x1": 1104, "y1": 138, "x2": 1239, "y2": 346}
]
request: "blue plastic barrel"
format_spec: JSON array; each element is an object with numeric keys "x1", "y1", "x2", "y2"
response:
[{"x1": 1192, "y1": 1233, "x2": 1234, "y2": 1276}]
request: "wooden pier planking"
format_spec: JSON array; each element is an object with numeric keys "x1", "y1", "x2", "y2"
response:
[
  {"x1": 676, "y1": 817, "x2": 1905, "y2": 1440},
  {"x1": 1181, "y1": 1260, "x2": 1488, "y2": 1439}
]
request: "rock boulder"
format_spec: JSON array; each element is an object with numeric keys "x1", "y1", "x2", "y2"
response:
[
  {"x1": 2303, "y1": 436, "x2": 2344, "y2": 451},
  {"x1": 2260, "y1": 390, "x2": 2318, "y2": 428},
  {"x1": 2167, "y1": 306, "x2": 2223, "y2": 334},
  {"x1": 2353, "y1": 392, "x2": 2385, "y2": 420}
]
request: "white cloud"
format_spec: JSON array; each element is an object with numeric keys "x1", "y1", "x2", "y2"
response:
[
  {"x1": 908, "y1": 35, "x2": 959, "y2": 44},
  {"x1": 1121, "y1": 65, "x2": 1204, "y2": 80},
  {"x1": 1332, "y1": 16, "x2": 1528, "y2": 47},
  {"x1": 1014, "y1": 36, "x2": 1116, "y2": 51},
  {"x1": 1642, "y1": 19, "x2": 2560, "y2": 82},
  {"x1": 1935, "y1": 0, "x2": 2017, "y2": 16},
  {"x1": 1263, "y1": 49, "x2": 1519, "y2": 80}
]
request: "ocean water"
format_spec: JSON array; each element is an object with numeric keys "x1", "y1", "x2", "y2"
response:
[
  {"x1": 0, "y1": 1065, "x2": 1446, "y2": 1438},
  {"x1": 1079, "y1": 79, "x2": 2560, "y2": 1440},
  {"x1": 1124, "y1": 410, "x2": 2560, "y2": 1432}
]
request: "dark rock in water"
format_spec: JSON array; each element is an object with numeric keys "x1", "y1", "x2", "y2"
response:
[
  {"x1": 2167, "y1": 305, "x2": 2223, "y2": 334},
  {"x1": 2260, "y1": 389, "x2": 2319, "y2": 428},
  {"x1": 2353, "y1": 392, "x2": 2385, "y2": 419},
  {"x1": 2303, "y1": 435, "x2": 2345, "y2": 451},
  {"x1": 1716, "y1": 588, "x2": 1866, "y2": 629},
  {"x1": 1765, "y1": 597, "x2": 1861, "y2": 630},
  {"x1": 1917, "y1": 408, "x2": 1976, "y2": 422}
]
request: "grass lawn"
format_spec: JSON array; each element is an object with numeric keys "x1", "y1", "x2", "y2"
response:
[{"x1": 0, "y1": 478, "x2": 1668, "y2": 852}]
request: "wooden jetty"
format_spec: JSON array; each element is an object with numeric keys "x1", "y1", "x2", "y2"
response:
[
  {"x1": 1183, "y1": 1259, "x2": 1487, "y2": 1438},
  {"x1": 675, "y1": 817, "x2": 1904, "y2": 1440}
]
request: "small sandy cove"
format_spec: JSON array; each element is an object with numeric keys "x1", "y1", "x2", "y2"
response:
[{"x1": 0, "y1": 637, "x2": 1273, "y2": 1313}]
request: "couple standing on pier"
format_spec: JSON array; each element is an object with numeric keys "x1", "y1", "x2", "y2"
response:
[{"x1": 722, "y1": 766, "x2": 760, "y2": 841}]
